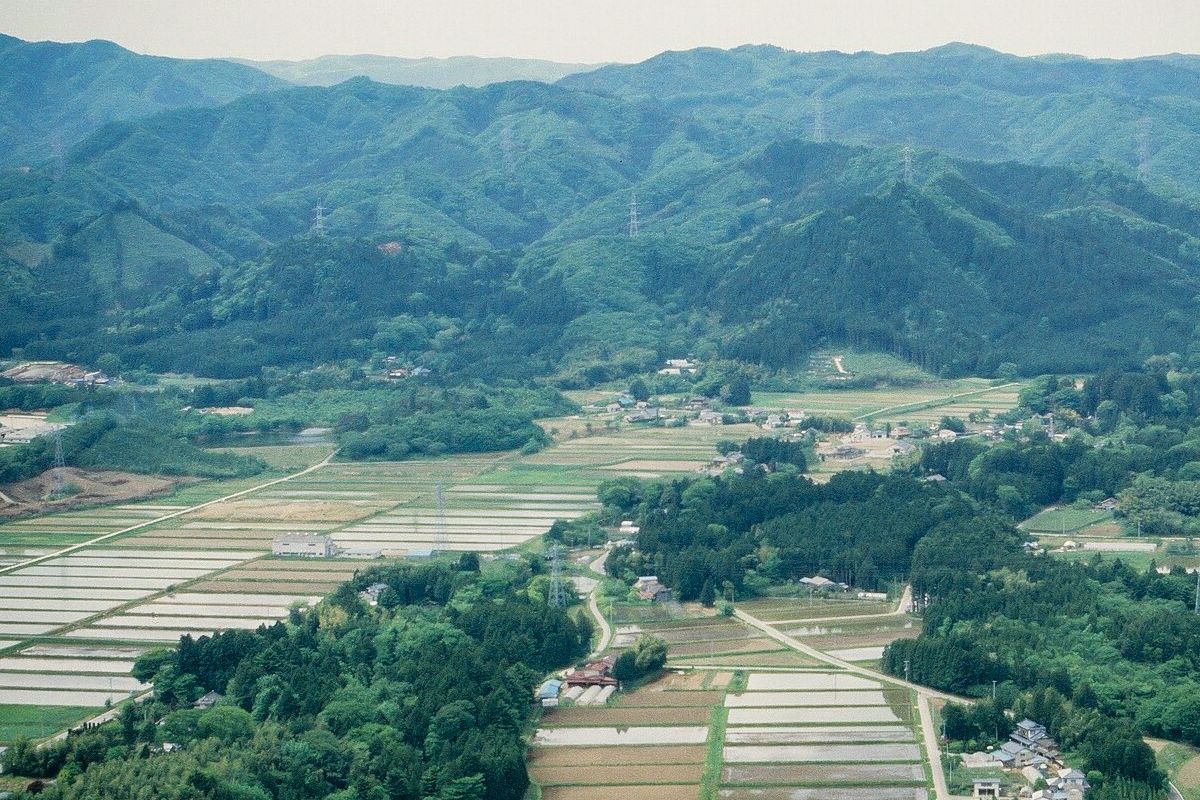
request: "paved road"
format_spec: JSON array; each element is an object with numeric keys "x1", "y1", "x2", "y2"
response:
[
  {"x1": 0, "y1": 449, "x2": 339, "y2": 576},
  {"x1": 735, "y1": 605, "x2": 955, "y2": 800},
  {"x1": 585, "y1": 551, "x2": 612, "y2": 658}
]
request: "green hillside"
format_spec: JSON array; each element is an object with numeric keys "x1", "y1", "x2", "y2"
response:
[
  {"x1": 561, "y1": 43, "x2": 1200, "y2": 193},
  {"x1": 0, "y1": 33, "x2": 283, "y2": 167},
  {"x1": 2, "y1": 47, "x2": 1200, "y2": 382}
]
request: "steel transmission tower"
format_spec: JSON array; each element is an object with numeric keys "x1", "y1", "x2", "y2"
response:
[
  {"x1": 628, "y1": 192, "x2": 640, "y2": 237},
  {"x1": 812, "y1": 93, "x2": 827, "y2": 143},
  {"x1": 902, "y1": 144, "x2": 915, "y2": 184},
  {"x1": 311, "y1": 204, "x2": 327, "y2": 236},
  {"x1": 50, "y1": 430, "x2": 66, "y2": 499},
  {"x1": 1137, "y1": 117, "x2": 1151, "y2": 182},
  {"x1": 548, "y1": 544, "x2": 566, "y2": 607},
  {"x1": 434, "y1": 481, "x2": 447, "y2": 551}
]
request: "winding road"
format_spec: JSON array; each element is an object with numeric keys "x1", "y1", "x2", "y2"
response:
[{"x1": 585, "y1": 550, "x2": 612, "y2": 658}]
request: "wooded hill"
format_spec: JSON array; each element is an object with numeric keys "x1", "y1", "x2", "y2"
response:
[{"x1": 3, "y1": 43, "x2": 1200, "y2": 380}]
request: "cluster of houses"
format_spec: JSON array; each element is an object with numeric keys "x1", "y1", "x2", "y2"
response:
[
  {"x1": 656, "y1": 358, "x2": 700, "y2": 376},
  {"x1": 966, "y1": 719, "x2": 1090, "y2": 799},
  {"x1": 1, "y1": 361, "x2": 111, "y2": 387}
]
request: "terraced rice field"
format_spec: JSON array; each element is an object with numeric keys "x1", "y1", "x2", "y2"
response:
[
  {"x1": 719, "y1": 670, "x2": 925, "y2": 799},
  {"x1": 529, "y1": 669, "x2": 728, "y2": 800}
]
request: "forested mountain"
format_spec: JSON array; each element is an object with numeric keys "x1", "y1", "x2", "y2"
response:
[
  {"x1": 236, "y1": 53, "x2": 601, "y2": 88},
  {"x1": 0, "y1": 33, "x2": 283, "y2": 167},
  {"x1": 3, "y1": 46, "x2": 1200, "y2": 380},
  {"x1": 561, "y1": 43, "x2": 1200, "y2": 193}
]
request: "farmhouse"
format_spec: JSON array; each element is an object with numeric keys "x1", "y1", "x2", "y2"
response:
[
  {"x1": 625, "y1": 407, "x2": 661, "y2": 423},
  {"x1": 634, "y1": 575, "x2": 672, "y2": 602},
  {"x1": 271, "y1": 534, "x2": 335, "y2": 558},
  {"x1": 359, "y1": 582, "x2": 389, "y2": 606},
  {"x1": 799, "y1": 575, "x2": 849, "y2": 592},
  {"x1": 563, "y1": 655, "x2": 618, "y2": 688},
  {"x1": 193, "y1": 691, "x2": 223, "y2": 710}
]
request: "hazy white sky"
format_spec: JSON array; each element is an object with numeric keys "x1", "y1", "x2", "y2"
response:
[{"x1": 1, "y1": 0, "x2": 1197, "y2": 62}]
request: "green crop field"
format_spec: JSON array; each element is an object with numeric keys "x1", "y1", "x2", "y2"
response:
[
  {"x1": 1021, "y1": 507, "x2": 1115, "y2": 533},
  {"x1": 0, "y1": 705, "x2": 96, "y2": 743}
]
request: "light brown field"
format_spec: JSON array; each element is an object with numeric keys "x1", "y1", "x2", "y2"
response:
[
  {"x1": 542, "y1": 707, "x2": 710, "y2": 726},
  {"x1": 722, "y1": 763, "x2": 925, "y2": 784},
  {"x1": 213, "y1": 568, "x2": 359, "y2": 583},
  {"x1": 189, "y1": 499, "x2": 377, "y2": 523},
  {"x1": 189, "y1": 580, "x2": 341, "y2": 594},
  {"x1": 616, "y1": 690, "x2": 722, "y2": 707},
  {"x1": 527, "y1": 745, "x2": 706, "y2": 767},
  {"x1": 540, "y1": 785, "x2": 698, "y2": 800},
  {"x1": 531, "y1": 764, "x2": 704, "y2": 785},
  {"x1": 666, "y1": 639, "x2": 782, "y2": 657}
]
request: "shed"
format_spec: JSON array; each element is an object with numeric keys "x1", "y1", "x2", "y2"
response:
[{"x1": 537, "y1": 679, "x2": 562, "y2": 701}]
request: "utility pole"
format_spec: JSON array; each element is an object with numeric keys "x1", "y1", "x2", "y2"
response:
[
  {"x1": 904, "y1": 659, "x2": 911, "y2": 683},
  {"x1": 628, "y1": 192, "x2": 640, "y2": 237},
  {"x1": 992, "y1": 679, "x2": 997, "y2": 701},
  {"x1": 1194, "y1": 569, "x2": 1199, "y2": 615}
]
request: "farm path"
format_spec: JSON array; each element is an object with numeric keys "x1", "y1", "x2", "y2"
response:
[
  {"x1": 735, "y1": 605, "x2": 958, "y2": 800},
  {"x1": 0, "y1": 448, "x2": 339, "y2": 577},
  {"x1": 832, "y1": 355, "x2": 848, "y2": 374},
  {"x1": 853, "y1": 382, "x2": 1022, "y2": 422},
  {"x1": 585, "y1": 550, "x2": 612, "y2": 658}
]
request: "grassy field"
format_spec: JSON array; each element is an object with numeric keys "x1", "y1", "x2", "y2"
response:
[
  {"x1": 1020, "y1": 507, "x2": 1115, "y2": 534},
  {"x1": 1149, "y1": 738, "x2": 1200, "y2": 800},
  {"x1": 0, "y1": 704, "x2": 95, "y2": 741},
  {"x1": 751, "y1": 379, "x2": 1022, "y2": 424}
]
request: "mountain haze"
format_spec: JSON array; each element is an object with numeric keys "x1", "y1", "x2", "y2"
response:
[
  {"x1": 236, "y1": 53, "x2": 603, "y2": 88},
  {"x1": 0, "y1": 33, "x2": 284, "y2": 167}
]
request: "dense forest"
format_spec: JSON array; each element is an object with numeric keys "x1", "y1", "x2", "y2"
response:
[
  {"x1": 5, "y1": 42, "x2": 1200, "y2": 380},
  {"x1": 2, "y1": 559, "x2": 592, "y2": 800}
]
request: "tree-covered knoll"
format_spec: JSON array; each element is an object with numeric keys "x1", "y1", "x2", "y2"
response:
[
  {"x1": 3, "y1": 559, "x2": 591, "y2": 800},
  {"x1": 601, "y1": 469, "x2": 1000, "y2": 598}
]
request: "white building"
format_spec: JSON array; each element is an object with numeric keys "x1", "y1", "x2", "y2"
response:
[{"x1": 271, "y1": 534, "x2": 335, "y2": 558}]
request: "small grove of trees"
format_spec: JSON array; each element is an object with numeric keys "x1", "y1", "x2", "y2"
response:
[{"x1": 612, "y1": 635, "x2": 668, "y2": 683}]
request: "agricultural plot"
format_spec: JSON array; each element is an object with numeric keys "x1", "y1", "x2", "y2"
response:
[
  {"x1": 752, "y1": 378, "x2": 1021, "y2": 424},
  {"x1": 529, "y1": 669, "x2": 729, "y2": 800},
  {"x1": 1020, "y1": 507, "x2": 1115, "y2": 534},
  {"x1": 719, "y1": 670, "x2": 926, "y2": 799}
]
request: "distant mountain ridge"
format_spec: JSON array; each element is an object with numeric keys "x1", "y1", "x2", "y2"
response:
[
  {"x1": 2, "y1": 75, "x2": 1199, "y2": 380},
  {"x1": 233, "y1": 53, "x2": 604, "y2": 88},
  {"x1": 0, "y1": 33, "x2": 284, "y2": 167},
  {"x1": 560, "y1": 42, "x2": 1200, "y2": 192}
]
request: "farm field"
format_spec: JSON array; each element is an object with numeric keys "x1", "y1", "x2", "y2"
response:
[
  {"x1": 1020, "y1": 506, "x2": 1116, "y2": 534},
  {"x1": 1148, "y1": 738, "x2": 1200, "y2": 800},
  {"x1": 751, "y1": 378, "x2": 1022, "y2": 424},
  {"x1": 0, "y1": 417, "x2": 765, "y2": 742},
  {"x1": 529, "y1": 601, "x2": 932, "y2": 800}
]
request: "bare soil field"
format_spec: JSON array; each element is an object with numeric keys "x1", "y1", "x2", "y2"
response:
[
  {"x1": 0, "y1": 469, "x2": 185, "y2": 519},
  {"x1": 616, "y1": 690, "x2": 722, "y2": 707},
  {"x1": 722, "y1": 763, "x2": 925, "y2": 784},
  {"x1": 189, "y1": 499, "x2": 377, "y2": 523},
  {"x1": 528, "y1": 745, "x2": 707, "y2": 767},
  {"x1": 189, "y1": 579, "x2": 341, "y2": 594},
  {"x1": 724, "y1": 725, "x2": 913, "y2": 744},
  {"x1": 542, "y1": 707, "x2": 710, "y2": 726},
  {"x1": 530, "y1": 764, "x2": 704, "y2": 785},
  {"x1": 718, "y1": 788, "x2": 924, "y2": 800},
  {"x1": 541, "y1": 786, "x2": 698, "y2": 800},
  {"x1": 722, "y1": 742, "x2": 921, "y2": 762},
  {"x1": 532, "y1": 726, "x2": 709, "y2": 746}
]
